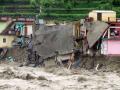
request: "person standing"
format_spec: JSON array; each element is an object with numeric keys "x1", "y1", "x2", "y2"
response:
[
  {"x1": 28, "y1": 40, "x2": 33, "y2": 53},
  {"x1": 25, "y1": 49, "x2": 33, "y2": 66},
  {"x1": 25, "y1": 39, "x2": 33, "y2": 66},
  {"x1": 34, "y1": 51, "x2": 44, "y2": 67}
]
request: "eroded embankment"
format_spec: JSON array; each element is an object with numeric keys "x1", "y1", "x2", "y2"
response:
[{"x1": 79, "y1": 56, "x2": 120, "y2": 72}]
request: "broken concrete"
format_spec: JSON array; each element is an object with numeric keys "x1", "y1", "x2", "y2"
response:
[
  {"x1": 86, "y1": 21, "x2": 109, "y2": 48},
  {"x1": 34, "y1": 23, "x2": 74, "y2": 59}
]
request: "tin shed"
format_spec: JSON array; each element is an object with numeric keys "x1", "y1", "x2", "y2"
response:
[{"x1": 89, "y1": 10, "x2": 116, "y2": 22}]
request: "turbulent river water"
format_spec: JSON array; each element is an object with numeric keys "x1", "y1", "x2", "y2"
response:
[{"x1": 0, "y1": 62, "x2": 120, "y2": 90}]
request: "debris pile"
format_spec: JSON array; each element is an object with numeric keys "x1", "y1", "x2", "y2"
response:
[{"x1": 34, "y1": 23, "x2": 74, "y2": 59}]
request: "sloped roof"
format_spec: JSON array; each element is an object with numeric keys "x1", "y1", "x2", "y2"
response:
[
  {"x1": 0, "y1": 22, "x2": 9, "y2": 33},
  {"x1": 34, "y1": 24, "x2": 74, "y2": 59},
  {"x1": 91, "y1": 10, "x2": 116, "y2": 13},
  {"x1": 86, "y1": 21, "x2": 109, "y2": 48},
  {"x1": 0, "y1": 21, "x2": 14, "y2": 35},
  {"x1": 0, "y1": 20, "x2": 34, "y2": 35}
]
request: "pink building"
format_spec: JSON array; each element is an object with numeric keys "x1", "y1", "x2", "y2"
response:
[
  {"x1": 84, "y1": 20, "x2": 120, "y2": 56},
  {"x1": 101, "y1": 22, "x2": 120, "y2": 56}
]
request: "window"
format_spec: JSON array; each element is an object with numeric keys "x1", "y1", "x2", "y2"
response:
[
  {"x1": 110, "y1": 29, "x2": 120, "y2": 38},
  {"x1": 97, "y1": 13, "x2": 102, "y2": 21},
  {"x1": 3, "y1": 38, "x2": 6, "y2": 43}
]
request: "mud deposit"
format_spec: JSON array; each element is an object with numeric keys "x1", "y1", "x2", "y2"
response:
[{"x1": 0, "y1": 62, "x2": 120, "y2": 90}]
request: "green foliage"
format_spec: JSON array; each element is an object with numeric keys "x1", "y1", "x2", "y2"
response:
[
  {"x1": 112, "y1": 0, "x2": 120, "y2": 6},
  {"x1": 39, "y1": 13, "x2": 87, "y2": 21},
  {"x1": 38, "y1": 0, "x2": 120, "y2": 20},
  {"x1": 0, "y1": 0, "x2": 120, "y2": 21},
  {"x1": 99, "y1": 3, "x2": 112, "y2": 10}
]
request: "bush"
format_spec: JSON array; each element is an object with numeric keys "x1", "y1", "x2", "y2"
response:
[
  {"x1": 39, "y1": 13, "x2": 87, "y2": 21},
  {"x1": 112, "y1": 0, "x2": 120, "y2": 6}
]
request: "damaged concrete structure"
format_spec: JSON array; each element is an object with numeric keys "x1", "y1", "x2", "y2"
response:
[
  {"x1": 101, "y1": 22, "x2": 120, "y2": 55},
  {"x1": 34, "y1": 24, "x2": 74, "y2": 61},
  {"x1": 86, "y1": 21, "x2": 109, "y2": 48},
  {"x1": 80, "y1": 10, "x2": 120, "y2": 56}
]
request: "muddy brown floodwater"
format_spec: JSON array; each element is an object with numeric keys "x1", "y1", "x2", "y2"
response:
[{"x1": 0, "y1": 59, "x2": 120, "y2": 90}]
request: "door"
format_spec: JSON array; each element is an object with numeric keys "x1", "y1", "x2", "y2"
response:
[
  {"x1": 25, "y1": 26, "x2": 27, "y2": 36},
  {"x1": 97, "y1": 13, "x2": 102, "y2": 21}
]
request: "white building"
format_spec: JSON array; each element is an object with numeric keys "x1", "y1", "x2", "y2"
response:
[{"x1": 89, "y1": 10, "x2": 116, "y2": 22}]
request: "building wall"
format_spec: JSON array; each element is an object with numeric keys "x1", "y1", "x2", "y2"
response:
[
  {"x1": 89, "y1": 11, "x2": 116, "y2": 22},
  {"x1": 26, "y1": 25, "x2": 33, "y2": 36},
  {"x1": 89, "y1": 12, "x2": 98, "y2": 21},
  {"x1": 0, "y1": 22, "x2": 8, "y2": 33},
  {"x1": 0, "y1": 35, "x2": 15, "y2": 48},
  {"x1": 57, "y1": 54, "x2": 72, "y2": 62},
  {"x1": 101, "y1": 40, "x2": 120, "y2": 55},
  {"x1": 102, "y1": 12, "x2": 116, "y2": 22},
  {"x1": 15, "y1": 22, "x2": 34, "y2": 36}
]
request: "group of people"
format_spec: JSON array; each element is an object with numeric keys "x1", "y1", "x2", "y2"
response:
[
  {"x1": 25, "y1": 35, "x2": 81, "y2": 68},
  {"x1": 25, "y1": 40, "x2": 44, "y2": 67}
]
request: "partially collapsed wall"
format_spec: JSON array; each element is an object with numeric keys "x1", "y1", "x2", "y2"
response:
[{"x1": 33, "y1": 23, "x2": 74, "y2": 59}]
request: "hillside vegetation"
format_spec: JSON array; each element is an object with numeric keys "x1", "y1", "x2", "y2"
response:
[
  {"x1": 0, "y1": 0, "x2": 120, "y2": 20},
  {"x1": 0, "y1": 0, "x2": 39, "y2": 17}
]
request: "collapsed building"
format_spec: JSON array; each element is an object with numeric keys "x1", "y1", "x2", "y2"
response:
[
  {"x1": 34, "y1": 23, "x2": 75, "y2": 63},
  {"x1": 0, "y1": 10, "x2": 120, "y2": 68},
  {"x1": 80, "y1": 10, "x2": 120, "y2": 56},
  {"x1": 28, "y1": 10, "x2": 120, "y2": 67}
]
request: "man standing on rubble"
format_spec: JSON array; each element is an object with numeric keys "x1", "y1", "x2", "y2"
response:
[
  {"x1": 34, "y1": 51, "x2": 44, "y2": 67},
  {"x1": 68, "y1": 50, "x2": 74, "y2": 69},
  {"x1": 25, "y1": 39, "x2": 33, "y2": 66},
  {"x1": 26, "y1": 50, "x2": 43, "y2": 67},
  {"x1": 25, "y1": 35, "x2": 44, "y2": 67},
  {"x1": 68, "y1": 49, "x2": 81, "y2": 69},
  {"x1": 28, "y1": 40, "x2": 33, "y2": 53},
  {"x1": 72, "y1": 50, "x2": 81, "y2": 69},
  {"x1": 25, "y1": 49, "x2": 33, "y2": 66}
]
